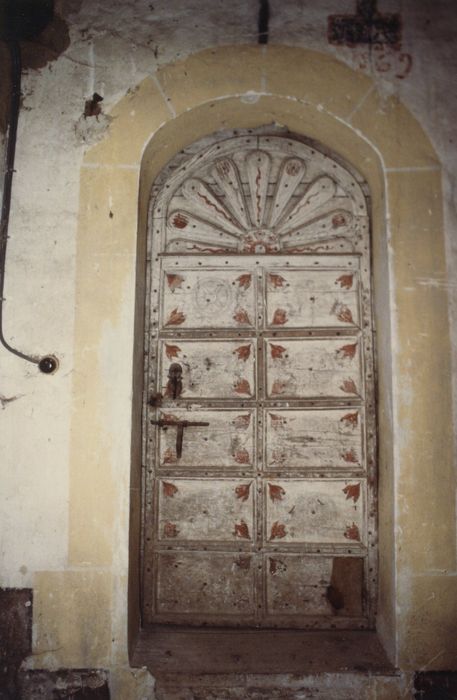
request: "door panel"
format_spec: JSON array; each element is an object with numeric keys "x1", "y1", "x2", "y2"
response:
[
  {"x1": 264, "y1": 479, "x2": 365, "y2": 546},
  {"x1": 158, "y1": 478, "x2": 255, "y2": 543},
  {"x1": 265, "y1": 337, "x2": 363, "y2": 399},
  {"x1": 265, "y1": 555, "x2": 364, "y2": 619},
  {"x1": 161, "y1": 268, "x2": 256, "y2": 330},
  {"x1": 155, "y1": 551, "x2": 256, "y2": 620},
  {"x1": 265, "y1": 268, "x2": 360, "y2": 329},
  {"x1": 157, "y1": 409, "x2": 255, "y2": 469},
  {"x1": 159, "y1": 339, "x2": 256, "y2": 399},
  {"x1": 264, "y1": 408, "x2": 364, "y2": 471}
]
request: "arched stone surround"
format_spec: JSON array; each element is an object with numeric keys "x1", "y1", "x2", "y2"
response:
[{"x1": 59, "y1": 46, "x2": 454, "y2": 673}]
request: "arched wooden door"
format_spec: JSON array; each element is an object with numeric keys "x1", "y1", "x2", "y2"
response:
[{"x1": 142, "y1": 130, "x2": 376, "y2": 629}]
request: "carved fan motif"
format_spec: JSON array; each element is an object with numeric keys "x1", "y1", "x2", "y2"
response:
[{"x1": 164, "y1": 146, "x2": 359, "y2": 254}]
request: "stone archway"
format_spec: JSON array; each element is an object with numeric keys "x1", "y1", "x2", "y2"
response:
[{"x1": 69, "y1": 46, "x2": 453, "y2": 673}]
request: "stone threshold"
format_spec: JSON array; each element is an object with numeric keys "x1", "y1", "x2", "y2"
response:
[{"x1": 132, "y1": 626, "x2": 396, "y2": 676}]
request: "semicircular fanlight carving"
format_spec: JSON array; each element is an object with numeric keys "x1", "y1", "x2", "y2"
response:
[{"x1": 161, "y1": 136, "x2": 366, "y2": 255}]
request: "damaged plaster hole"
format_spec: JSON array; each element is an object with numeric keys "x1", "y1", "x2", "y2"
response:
[{"x1": 75, "y1": 93, "x2": 113, "y2": 145}]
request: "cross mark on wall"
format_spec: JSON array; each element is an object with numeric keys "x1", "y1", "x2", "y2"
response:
[{"x1": 328, "y1": 0, "x2": 402, "y2": 48}]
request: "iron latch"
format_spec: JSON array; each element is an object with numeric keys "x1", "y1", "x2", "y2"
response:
[{"x1": 151, "y1": 418, "x2": 210, "y2": 458}]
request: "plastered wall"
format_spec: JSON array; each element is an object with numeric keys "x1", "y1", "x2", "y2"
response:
[{"x1": 1, "y1": 1, "x2": 457, "y2": 697}]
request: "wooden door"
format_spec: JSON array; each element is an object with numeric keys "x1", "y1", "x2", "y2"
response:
[{"x1": 142, "y1": 132, "x2": 376, "y2": 629}]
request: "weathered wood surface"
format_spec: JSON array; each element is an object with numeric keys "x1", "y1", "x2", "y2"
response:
[{"x1": 144, "y1": 134, "x2": 375, "y2": 630}]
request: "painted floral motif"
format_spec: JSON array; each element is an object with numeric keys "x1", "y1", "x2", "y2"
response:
[
  {"x1": 233, "y1": 378, "x2": 252, "y2": 396},
  {"x1": 233, "y1": 520, "x2": 250, "y2": 539},
  {"x1": 340, "y1": 411, "x2": 359, "y2": 428},
  {"x1": 235, "y1": 483, "x2": 251, "y2": 502},
  {"x1": 268, "y1": 483, "x2": 286, "y2": 502},
  {"x1": 340, "y1": 378, "x2": 358, "y2": 395},
  {"x1": 165, "y1": 150, "x2": 355, "y2": 254},
  {"x1": 233, "y1": 344, "x2": 251, "y2": 361},
  {"x1": 163, "y1": 522, "x2": 179, "y2": 538},
  {"x1": 270, "y1": 522, "x2": 287, "y2": 540},
  {"x1": 166, "y1": 273, "x2": 185, "y2": 291},
  {"x1": 332, "y1": 301, "x2": 354, "y2": 324},
  {"x1": 233, "y1": 308, "x2": 252, "y2": 325},
  {"x1": 271, "y1": 380, "x2": 287, "y2": 395},
  {"x1": 165, "y1": 308, "x2": 186, "y2": 326},
  {"x1": 162, "y1": 481, "x2": 178, "y2": 498},
  {"x1": 336, "y1": 342, "x2": 357, "y2": 360},
  {"x1": 233, "y1": 414, "x2": 251, "y2": 429},
  {"x1": 343, "y1": 483, "x2": 361, "y2": 503},
  {"x1": 270, "y1": 344, "x2": 287, "y2": 359},
  {"x1": 271, "y1": 308, "x2": 288, "y2": 325},
  {"x1": 234, "y1": 449, "x2": 250, "y2": 465},
  {"x1": 335, "y1": 273, "x2": 354, "y2": 290},
  {"x1": 165, "y1": 344, "x2": 181, "y2": 360},
  {"x1": 342, "y1": 448, "x2": 358, "y2": 464},
  {"x1": 268, "y1": 273, "x2": 287, "y2": 288},
  {"x1": 236, "y1": 273, "x2": 252, "y2": 290},
  {"x1": 344, "y1": 523, "x2": 361, "y2": 541}
]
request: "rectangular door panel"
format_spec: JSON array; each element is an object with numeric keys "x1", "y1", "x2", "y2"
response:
[
  {"x1": 158, "y1": 478, "x2": 255, "y2": 543},
  {"x1": 265, "y1": 337, "x2": 363, "y2": 399},
  {"x1": 265, "y1": 268, "x2": 360, "y2": 329},
  {"x1": 265, "y1": 408, "x2": 364, "y2": 471},
  {"x1": 157, "y1": 409, "x2": 255, "y2": 469},
  {"x1": 264, "y1": 479, "x2": 365, "y2": 546},
  {"x1": 155, "y1": 551, "x2": 255, "y2": 618},
  {"x1": 159, "y1": 339, "x2": 256, "y2": 399},
  {"x1": 265, "y1": 554, "x2": 364, "y2": 618},
  {"x1": 161, "y1": 268, "x2": 256, "y2": 330}
]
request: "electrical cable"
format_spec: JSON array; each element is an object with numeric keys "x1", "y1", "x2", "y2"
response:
[{"x1": 0, "y1": 41, "x2": 57, "y2": 372}]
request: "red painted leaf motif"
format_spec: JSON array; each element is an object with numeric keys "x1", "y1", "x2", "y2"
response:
[
  {"x1": 271, "y1": 308, "x2": 288, "y2": 325},
  {"x1": 163, "y1": 522, "x2": 179, "y2": 538},
  {"x1": 332, "y1": 302, "x2": 354, "y2": 324},
  {"x1": 270, "y1": 344, "x2": 287, "y2": 359},
  {"x1": 234, "y1": 344, "x2": 251, "y2": 361},
  {"x1": 165, "y1": 344, "x2": 181, "y2": 360},
  {"x1": 235, "y1": 556, "x2": 251, "y2": 570},
  {"x1": 337, "y1": 342, "x2": 357, "y2": 360},
  {"x1": 332, "y1": 213, "x2": 348, "y2": 228},
  {"x1": 336, "y1": 273, "x2": 354, "y2": 290},
  {"x1": 165, "y1": 308, "x2": 186, "y2": 326},
  {"x1": 269, "y1": 273, "x2": 287, "y2": 289},
  {"x1": 270, "y1": 413, "x2": 286, "y2": 428},
  {"x1": 236, "y1": 274, "x2": 252, "y2": 290},
  {"x1": 270, "y1": 521, "x2": 287, "y2": 540},
  {"x1": 233, "y1": 520, "x2": 250, "y2": 540},
  {"x1": 162, "y1": 448, "x2": 177, "y2": 464},
  {"x1": 340, "y1": 411, "x2": 359, "y2": 428},
  {"x1": 233, "y1": 379, "x2": 252, "y2": 395},
  {"x1": 342, "y1": 448, "x2": 358, "y2": 464},
  {"x1": 233, "y1": 414, "x2": 251, "y2": 429},
  {"x1": 233, "y1": 308, "x2": 252, "y2": 325},
  {"x1": 234, "y1": 449, "x2": 250, "y2": 465},
  {"x1": 271, "y1": 380, "x2": 287, "y2": 395},
  {"x1": 235, "y1": 483, "x2": 251, "y2": 501},
  {"x1": 343, "y1": 483, "x2": 361, "y2": 503},
  {"x1": 162, "y1": 481, "x2": 178, "y2": 498},
  {"x1": 268, "y1": 483, "x2": 286, "y2": 502},
  {"x1": 161, "y1": 413, "x2": 179, "y2": 423},
  {"x1": 166, "y1": 273, "x2": 185, "y2": 292},
  {"x1": 172, "y1": 213, "x2": 189, "y2": 229},
  {"x1": 269, "y1": 558, "x2": 287, "y2": 575},
  {"x1": 271, "y1": 448, "x2": 286, "y2": 465},
  {"x1": 340, "y1": 378, "x2": 358, "y2": 395},
  {"x1": 344, "y1": 523, "x2": 361, "y2": 541}
]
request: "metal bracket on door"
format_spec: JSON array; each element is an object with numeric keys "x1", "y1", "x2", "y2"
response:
[{"x1": 151, "y1": 418, "x2": 210, "y2": 458}]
